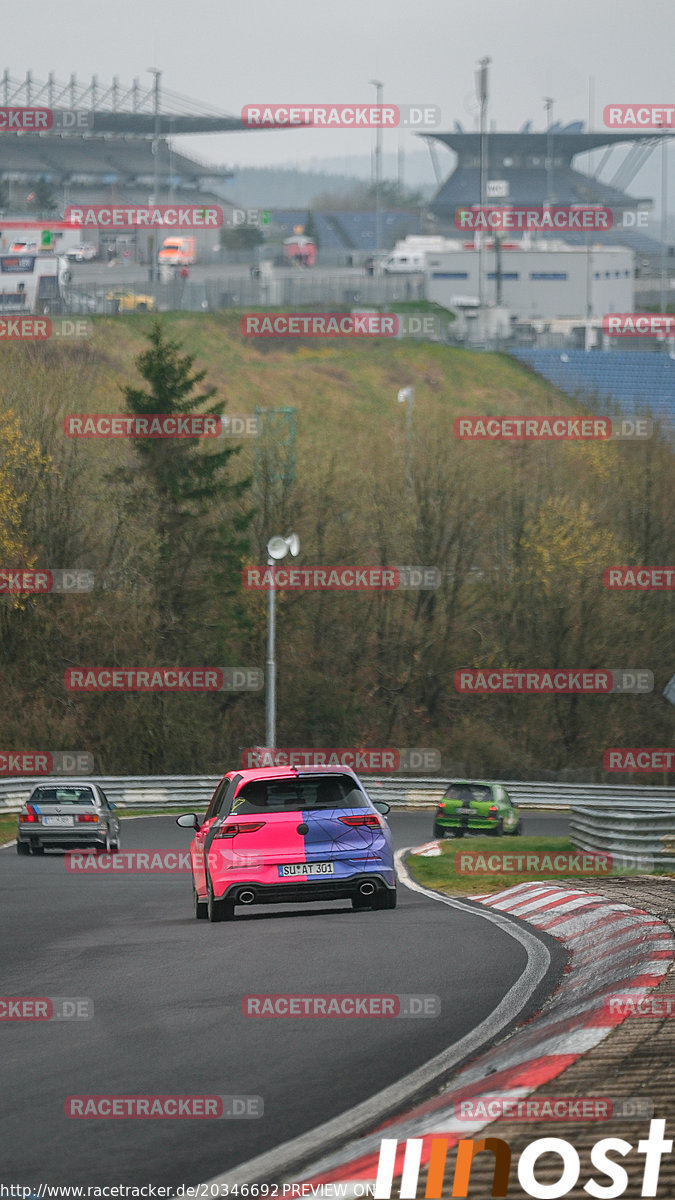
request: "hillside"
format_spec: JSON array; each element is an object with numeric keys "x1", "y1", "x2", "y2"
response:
[{"x1": 0, "y1": 314, "x2": 671, "y2": 778}]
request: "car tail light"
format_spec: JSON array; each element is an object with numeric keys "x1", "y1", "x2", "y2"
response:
[
  {"x1": 21, "y1": 805, "x2": 39, "y2": 823},
  {"x1": 488, "y1": 805, "x2": 499, "y2": 819},
  {"x1": 338, "y1": 815, "x2": 380, "y2": 828},
  {"x1": 436, "y1": 804, "x2": 445, "y2": 813},
  {"x1": 214, "y1": 822, "x2": 265, "y2": 839},
  {"x1": 77, "y1": 813, "x2": 98, "y2": 823}
]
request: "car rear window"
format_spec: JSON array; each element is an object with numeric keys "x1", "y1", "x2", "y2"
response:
[
  {"x1": 230, "y1": 774, "x2": 368, "y2": 815},
  {"x1": 444, "y1": 784, "x2": 492, "y2": 802},
  {"x1": 30, "y1": 787, "x2": 97, "y2": 805}
]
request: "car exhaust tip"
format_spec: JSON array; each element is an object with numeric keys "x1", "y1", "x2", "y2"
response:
[
  {"x1": 238, "y1": 889, "x2": 256, "y2": 905},
  {"x1": 359, "y1": 881, "x2": 376, "y2": 897}
]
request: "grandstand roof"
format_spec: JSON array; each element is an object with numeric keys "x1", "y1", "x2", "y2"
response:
[
  {"x1": 426, "y1": 128, "x2": 674, "y2": 159},
  {"x1": 0, "y1": 70, "x2": 266, "y2": 135}
]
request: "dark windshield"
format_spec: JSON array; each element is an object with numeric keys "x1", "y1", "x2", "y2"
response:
[
  {"x1": 230, "y1": 774, "x2": 368, "y2": 815},
  {"x1": 444, "y1": 784, "x2": 492, "y2": 803},
  {"x1": 30, "y1": 787, "x2": 97, "y2": 805}
]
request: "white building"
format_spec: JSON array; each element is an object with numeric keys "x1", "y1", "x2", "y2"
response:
[{"x1": 425, "y1": 241, "x2": 633, "y2": 322}]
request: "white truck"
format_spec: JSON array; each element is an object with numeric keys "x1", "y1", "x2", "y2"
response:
[{"x1": 382, "y1": 236, "x2": 463, "y2": 274}]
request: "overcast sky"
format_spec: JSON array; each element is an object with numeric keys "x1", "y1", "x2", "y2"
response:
[{"x1": 2, "y1": 0, "x2": 675, "y2": 185}]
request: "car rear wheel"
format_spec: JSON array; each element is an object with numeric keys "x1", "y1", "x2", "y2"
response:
[
  {"x1": 432, "y1": 821, "x2": 447, "y2": 839},
  {"x1": 207, "y1": 880, "x2": 234, "y2": 923},
  {"x1": 511, "y1": 819, "x2": 523, "y2": 836},
  {"x1": 489, "y1": 820, "x2": 504, "y2": 837},
  {"x1": 371, "y1": 889, "x2": 397, "y2": 910},
  {"x1": 97, "y1": 832, "x2": 112, "y2": 854},
  {"x1": 110, "y1": 830, "x2": 121, "y2": 852},
  {"x1": 16, "y1": 840, "x2": 30, "y2": 855},
  {"x1": 194, "y1": 885, "x2": 208, "y2": 920},
  {"x1": 351, "y1": 893, "x2": 372, "y2": 911},
  {"x1": 31, "y1": 845, "x2": 45, "y2": 855}
]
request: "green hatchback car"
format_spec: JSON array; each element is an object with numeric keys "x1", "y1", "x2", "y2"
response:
[{"x1": 433, "y1": 780, "x2": 522, "y2": 838}]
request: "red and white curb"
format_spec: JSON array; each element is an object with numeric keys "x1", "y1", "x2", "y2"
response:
[{"x1": 284, "y1": 877, "x2": 674, "y2": 1189}]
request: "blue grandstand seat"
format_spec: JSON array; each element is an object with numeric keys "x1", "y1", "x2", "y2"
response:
[{"x1": 509, "y1": 349, "x2": 675, "y2": 438}]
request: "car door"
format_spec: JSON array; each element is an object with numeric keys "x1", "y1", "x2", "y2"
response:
[{"x1": 193, "y1": 776, "x2": 241, "y2": 893}]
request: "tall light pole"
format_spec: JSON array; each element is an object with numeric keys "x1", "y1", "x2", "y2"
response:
[
  {"x1": 370, "y1": 79, "x2": 384, "y2": 279},
  {"x1": 397, "y1": 387, "x2": 414, "y2": 490},
  {"x1": 477, "y1": 58, "x2": 490, "y2": 338},
  {"x1": 544, "y1": 97, "x2": 555, "y2": 207},
  {"x1": 660, "y1": 123, "x2": 668, "y2": 315},
  {"x1": 265, "y1": 533, "x2": 300, "y2": 748},
  {"x1": 148, "y1": 68, "x2": 161, "y2": 286}
]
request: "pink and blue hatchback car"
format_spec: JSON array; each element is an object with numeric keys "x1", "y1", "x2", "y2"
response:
[{"x1": 177, "y1": 765, "x2": 396, "y2": 922}]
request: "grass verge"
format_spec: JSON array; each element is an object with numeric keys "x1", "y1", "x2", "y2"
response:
[{"x1": 406, "y1": 835, "x2": 671, "y2": 896}]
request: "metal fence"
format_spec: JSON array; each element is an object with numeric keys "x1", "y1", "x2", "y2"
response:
[
  {"x1": 570, "y1": 799, "x2": 675, "y2": 869},
  {"x1": 1, "y1": 775, "x2": 674, "y2": 815},
  {"x1": 62, "y1": 273, "x2": 426, "y2": 316}
]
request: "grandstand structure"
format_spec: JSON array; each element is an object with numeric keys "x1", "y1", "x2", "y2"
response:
[
  {"x1": 0, "y1": 70, "x2": 252, "y2": 215},
  {"x1": 511, "y1": 348, "x2": 675, "y2": 438},
  {"x1": 0, "y1": 70, "x2": 423, "y2": 257},
  {"x1": 269, "y1": 209, "x2": 422, "y2": 253},
  {"x1": 425, "y1": 121, "x2": 673, "y2": 260}
]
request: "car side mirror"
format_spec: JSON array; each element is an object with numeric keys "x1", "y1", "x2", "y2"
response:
[
  {"x1": 176, "y1": 813, "x2": 200, "y2": 831},
  {"x1": 108, "y1": 802, "x2": 116, "y2": 810},
  {"x1": 374, "y1": 801, "x2": 390, "y2": 817}
]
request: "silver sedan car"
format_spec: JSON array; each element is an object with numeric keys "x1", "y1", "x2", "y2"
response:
[{"x1": 16, "y1": 782, "x2": 120, "y2": 856}]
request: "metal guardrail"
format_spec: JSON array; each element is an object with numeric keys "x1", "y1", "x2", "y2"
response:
[
  {"x1": 570, "y1": 800, "x2": 675, "y2": 869},
  {"x1": 0, "y1": 775, "x2": 674, "y2": 814}
]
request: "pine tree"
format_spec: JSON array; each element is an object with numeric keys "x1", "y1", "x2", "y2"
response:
[{"x1": 121, "y1": 322, "x2": 252, "y2": 657}]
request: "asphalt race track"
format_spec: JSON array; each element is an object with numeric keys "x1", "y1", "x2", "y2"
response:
[{"x1": 1, "y1": 810, "x2": 567, "y2": 1188}]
